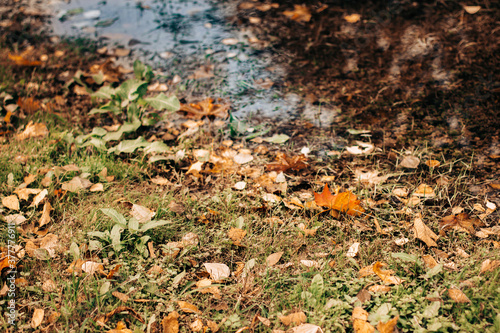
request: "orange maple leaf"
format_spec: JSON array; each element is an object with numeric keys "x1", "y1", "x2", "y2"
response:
[
  {"x1": 266, "y1": 152, "x2": 308, "y2": 173},
  {"x1": 8, "y1": 53, "x2": 42, "y2": 66},
  {"x1": 179, "y1": 98, "x2": 229, "y2": 119},
  {"x1": 313, "y1": 184, "x2": 364, "y2": 216}
]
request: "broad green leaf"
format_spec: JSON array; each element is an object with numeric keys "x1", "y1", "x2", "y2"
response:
[
  {"x1": 310, "y1": 273, "x2": 324, "y2": 294},
  {"x1": 263, "y1": 134, "x2": 290, "y2": 144},
  {"x1": 148, "y1": 155, "x2": 172, "y2": 163},
  {"x1": 100, "y1": 208, "x2": 127, "y2": 228},
  {"x1": 91, "y1": 127, "x2": 107, "y2": 137},
  {"x1": 392, "y1": 252, "x2": 420, "y2": 264},
  {"x1": 88, "y1": 240, "x2": 103, "y2": 251},
  {"x1": 128, "y1": 217, "x2": 139, "y2": 233},
  {"x1": 69, "y1": 242, "x2": 80, "y2": 260},
  {"x1": 80, "y1": 137, "x2": 106, "y2": 150},
  {"x1": 91, "y1": 71, "x2": 104, "y2": 85},
  {"x1": 87, "y1": 231, "x2": 110, "y2": 241},
  {"x1": 422, "y1": 301, "x2": 440, "y2": 318},
  {"x1": 116, "y1": 79, "x2": 147, "y2": 102},
  {"x1": 91, "y1": 85, "x2": 115, "y2": 100},
  {"x1": 424, "y1": 264, "x2": 443, "y2": 279},
  {"x1": 127, "y1": 102, "x2": 141, "y2": 122},
  {"x1": 89, "y1": 101, "x2": 121, "y2": 115},
  {"x1": 108, "y1": 136, "x2": 149, "y2": 154},
  {"x1": 244, "y1": 127, "x2": 270, "y2": 140},
  {"x1": 110, "y1": 224, "x2": 123, "y2": 252},
  {"x1": 144, "y1": 141, "x2": 170, "y2": 154},
  {"x1": 144, "y1": 93, "x2": 180, "y2": 112},
  {"x1": 102, "y1": 121, "x2": 141, "y2": 142},
  {"x1": 133, "y1": 60, "x2": 153, "y2": 81},
  {"x1": 139, "y1": 219, "x2": 171, "y2": 232}
]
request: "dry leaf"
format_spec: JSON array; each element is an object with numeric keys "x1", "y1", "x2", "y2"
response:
[
  {"x1": 2, "y1": 195, "x2": 20, "y2": 210},
  {"x1": 346, "y1": 242, "x2": 360, "y2": 257},
  {"x1": 266, "y1": 251, "x2": 284, "y2": 266},
  {"x1": 31, "y1": 308, "x2": 44, "y2": 328},
  {"x1": 82, "y1": 261, "x2": 105, "y2": 275},
  {"x1": 373, "y1": 262, "x2": 403, "y2": 285},
  {"x1": 400, "y1": 156, "x2": 420, "y2": 169},
  {"x1": 177, "y1": 301, "x2": 201, "y2": 314},
  {"x1": 480, "y1": 259, "x2": 500, "y2": 273},
  {"x1": 359, "y1": 265, "x2": 375, "y2": 278},
  {"x1": 14, "y1": 188, "x2": 42, "y2": 201},
  {"x1": 292, "y1": 324, "x2": 324, "y2": 333},
  {"x1": 38, "y1": 201, "x2": 52, "y2": 228},
  {"x1": 439, "y1": 213, "x2": 483, "y2": 235},
  {"x1": 42, "y1": 279, "x2": 57, "y2": 292},
  {"x1": 346, "y1": 141, "x2": 374, "y2": 155},
  {"x1": 195, "y1": 279, "x2": 220, "y2": 298},
  {"x1": 90, "y1": 183, "x2": 104, "y2": 192},
  {"x1": 425, "y1": 160, "x2": 440, "y2": 168},
  {"x1": 377, "y1": 316, "x2": 399, "y2": 333},
  {"x1": 422, "y1": 255, "x2": 438, "y2": 269},
  {"x1": 8, "y1": 53, "x2": 42, "y2": 66},
  {"x1": 283, "y1": 5, "x2": 311, "y2": 22},
  {"x1": 300, "y1": 260, "x2": 319, "y2": 268},
  {"x1": 107, "y1": 321, "x2": 133, "y2": 333},
  {"x1": 344, "y1": 14, "x2": 361, "y2": 23},
  {"x1": 413, "y1": 215, "x2": 439, "y2": 247},
  {"x1": 413, "y1": 184, "x2": 436, "y2": 198},
  {"x1": 206, "y1": 320, "x2": 219, "y2": 332},
  {"x1": 190, "y1": 318, "x2": 204, "y2": 332},
  {"x1": 234, "y1": 181, "x2": 246, "y2": 190},
  {"x1": 61, "y1": 177, "x2": 93, "y2": 192},
  {"x1": 31, "y1": 189, "x2": 48, "y2": 207},
  {"x1": 354, "y1": 169, "x2": 389, "y2": 186},
  {"x1": 279, "y1": 311, "x2": 307, "y2": 326},
  {"x1": 130, "y1": 204, "x2": 155, "y2": 223},
  {"x1": 464, "y1": 5, "x2": 480, "y2": 14},
  {"x1": 234, "y1": 153, "x2": 253, "y2": 164},
  {"x1": 112, "y1": 291, "x2": 129, "y2": 302},
  {"x1": 314, "y1": 184, "x2": 364, "y2": 216},
  {"x1": 352, "y1": 307, "x2": 375, "y2": 333},
  {"x1": 368, "y1": 285, "x2": 391, "y2": 293},
  {"x1": 448, "y1": 288, "x2": 471, "y2": 303},
  {"x1": 203, "y1": 263, "x2": 230, "y2": 281},
  {"x1": 228, "y1": 227, "x2": 246, "y2": 243},
  {"x1": 266, "y1": 152, "x2": 308, "y2": 173},
  {"x1": 179, "y1": 98, "x2": 229, "y2": 119}
]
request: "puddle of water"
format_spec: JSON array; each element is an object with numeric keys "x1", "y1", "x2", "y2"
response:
[{"x1": 48, "y1": 0, "x2": 331, "y2": 121}]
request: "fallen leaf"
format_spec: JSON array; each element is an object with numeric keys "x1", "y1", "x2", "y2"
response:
[
  {"x1": 234, "y1": 181, "x2": 246, "y2": 190},
  {"x1": 234, "y1": 153, "x2": 253, "y2": 164},
  {"x1": 195, "y1": 279, "x2": 220, "y2": 298},
  {"x1": 392, "y1": 188, "x2": 408, "y2": 197},
  {"x1": 279, "y1": 311, "x2": 307, "y2": 326},
  {"x1": 107, "y1": 321, "x2": 133, "y2": 333},
  {"x1": 314, "y1": 184, "x2": 364, "y2": 216},
  {"x1": 206, "y1": 320, "x2": 219, "y2": 332},
  {"x1": 14, "y1": 188, "x2": 42, "y2": 201},
  {"x1": 168, "y1": 201, "x2": 185, "y2": 214},
  {"x1": 422, "y1": 255, "x2": 438, "y2": 269},
  {"x1": 346, "y1": 242, "x2": 360, "y2": 258},
  {"x1": 368, "y1": 285, "x2": 391, "y2": 293},
  {"x1": 352, "y1": 307, "x2": 375, "y2": 333},
  {"x1": 221, "y1": 38, "x2": 239, "y2": 45},
  {"x1": 439, "y1": 213, "x2": 482, "y2": 234},
  {"x1": 283, "y1": 5, "x2": 311, "y2": 22},
  {"x1": 31, "y1": 308, "x2": 44, "y2": 328},
  {"x1": 228, "y1": 227, "x2": 246, "y2": 243},
  {"x1": 412, "y1": 184, "x2": 436, "y2": 198},
  {"x1": 346, "y1": 141, "x2": 374, "y2": 155},
  {"x1": 42, "y1": 279, "x2": 58, "y2": 292},
  {"x1": 448, "y1": 288, "x2": 471, "y2": 303},
  {"x1": 177, "y1": 301, "x2": 201, "y2": 314},
  {"x1": 15, "y1": 121, "x2": 49, "y2": 141},
  {"x1": 373, "y1": 262, "x2": 403, "y2": 285},
  {"x1": 130, "y1": 204, "x2": 155, "y2": 223},
  {"x1": 412, "y1": 215, "x2": 439, "y2": 247},
  {"x1": 203, "y1": 263, "x2": 230, "y2": 281},
  {"x1": 2, "y1": 195, "x2": 20, "y2": 210},
  {"x1": 266, "y1": 152, "x2": 307, "y2": 173},
  {"x1": 266, "y1": 251, "x2": 284, "y2": 266},
  {"x1": 190, "y1": 318, "x2": 204, "y2": 332},
  {"x1": 464, "y1": 5, "x2": 480, "y2": 14},
  {"x1": 9, "y1": 53, "x2": 42, "y2": 66},
  {"x1": 300, "y1": 260, "x2": 320, "y2": 268},
  {"x1": 30, "y1": 189, "x2": 48, "y2": 207},
  {"x1": 90, "y1": 183, "x2": 104, "y2": 192},
  {"x1": 179, "y1": 98, "x2": 229, "y2": 119},
  {"x1": 292, "y1": 324, "x2": 324, "y2": 333},
  {"x1": 400, "y1": 156, "x2": 420, "y2": 169},
  {"x1": 377, "y1": 316, "x2": 399, "y2": 333},
  {"x1": 61, "y1": 177, "x2": 93, "y2": 192},
  {"x1": 162, "y1": 311, "x2": 180, "y2": 333},
  {"x1": 82, "y1": 261, "x2": 105, "y2": 275},
  {"x1": 17, "y1": 97, "x2": 40, "y2": 114},
  {"x1": 112, "y1": 291, "x2": 129, "y2": 302},
  {"x1": 354, "y1": 169, "x2": 389, "y2": 186},
  {"x1": 344, "y1": 14, "x2": 361, "y2": 23},
  {"x1": 480, "y1": 259, "x2": 500, "y2": 273},
  {"x1": 38, "y1": 201, "x2": 52, "y2": 228},
  {"x1": 358, "y1": 265, "x2": 375, "y2": 278},
  {"x1": 425, "y1": 160, "x2": 440, "y2": 168}
]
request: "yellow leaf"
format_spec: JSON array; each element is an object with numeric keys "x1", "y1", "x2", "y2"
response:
[
  {"x1": 377, "y1": 316, "x2": 399, "y2": 333},
  {"x1": 283, "y1": 5, "x2": 311, "y2": 22},
  {"x1": 412, "y1": 215, "x2": 439, "y2": 247},
  {"x1": 15, "y1": 121, "x2": 49, "y2": 141},
  {"x1": 31, "y1": 308, "x2": 44, "y2": 328},
  {"x1": 425, "y1": 160, "x2": 440, "y2": 168},
  {"x1": 2, "y1": 195, "x2": 20, "y2": 210},
  {"x1": 107, "y1": 321, "x2": 133, "y2": 333},
  {"x1": 162, "y1": 311, "x2": 179, "y2": 333},
  {"x1": 266, "y1": 251, "x2": 284, "y2": 266},
  {"x1": 279, "y1": 311, "x2": 307, "y2": 326},
  {"x1": 344, "y1": 14, "x2": 361, "y2": 23},
  {"x1": 373, "y1": 262, "x2": 403, "y2": 285},
  {"x1": 190, "y1": 318, "x2": 204, "y2": 332},
  {"x1": 368, "y1": 285, "x2": 391, "y2": 293},
  {"x1": 422, "y1": 255, "x2": 438, "y2": 269},
  {"x1": 448, "y1": 288, "x2": 471, "y2": 303},
  {"x1": 228, "y1": 227, "x2": 246, "y2": 242},
  {"x1": 177, "y1": 301, "x2": 201, "y2": 314},
  {"x1": 480, "y1": 259, "x2": 500, "y2": 273}
]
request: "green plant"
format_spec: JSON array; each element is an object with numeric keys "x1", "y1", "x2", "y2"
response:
[{"x1": 88, "y1": 208, "x2": 171, "y2": 257}]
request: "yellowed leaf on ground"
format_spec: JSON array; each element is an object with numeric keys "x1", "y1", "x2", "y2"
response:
[
  {"x1": 344, "y1": 13, "x2": 361, "y2": 23},
  {"x1": 195, "y1": 278, "x2": 220, "y2": 298},
  {"x1": 42, "y1": 279, "x2": 57, "y2": 292},
  {"x1": 82, "y1": 261, "x2": 105, "y2": 275},
  {"x1": 352, "y1": 307, "x2": 375, "y2": 333},
  {"x1": 112, "y1": 291, "x2": 129, "y2": 303},
  {"x1": 162, "y1": 310, "x2": 180, "y2": 333},
  {"x1": 177, "y1": 301, "x2": 201, "y2": 314},
  {"x1": 373, "y1": 262, "x2": 403, "y2": 285},
  {"x1": 131, "y1": 204, "x2": 155, "y2": 223},
  {"x1": 400, "y1": 155, "x2": 420, "y2": 168},
  {"x1": 228, "y1": 227, "x2": 246, "y2": 243},
  {"x1": 298, "y1": 223, "x2": 317, "y2": 236},
  {"x1": 90, "y1": 183, "x2": 104, "y2": 192},
  {"x1": 2, "y1": 195, "x2": 20, "y2": 210},
  {"x1": 31, "y1": 308, "x2": 44, "y2": 328},
  {"x1": 354, "y1": 169, "x2": 389, "y2": 186},
  {"x1": 203, "y1": 263, "x2": 230, "y2": 281},
  {"x1": 412, "y1": 215, "x2": 439, "y2": 247},
  {"x1": 346, "y1": 242, "x2": 360, "y2": 257},
  {"x1": 368, "y1": 285, "x2": 391, "y2": 293},
  {"x1": 30, "y1": 189, "x2": 48, "y2": 207},
  {"x1": 464, "y1": 5, "x2": 480, "y2": 14},
  {"x1": 448, "y1": 288, "x2": 471, "y2": 303},
  {"x1": 190, "y1": 318, "x2": 204, "y2": 332},
  {"x1": 413, "y1": 184, "x2": 436, "y2": 198},
  {"x1": 300, "y1": 259, "x2": 320, "y2": 268},
  {"x1": 266, "y1": 251, "x2": 284, "y2": 266},
  {"x1": 38, "y1": 201, "x2": 52, "y2": 228},
  {"x1": 279, "y1": 311, "x2": 307, "y2": 326},
  {"x1": 359, "y1": 264, "x2": 375, "y2": 277},
  {"x1": 107, "y1": 321, "x2": 133, "y2": 333},
  {"x1": 480, "y1": 259, "x2": 500, "y2": 273},
  {"x1": 377, "y1": 316, "x2": 399, "y2": 333},
  {"x1": 346, "y1": 141, "x2": 374, "y2": 155},
  {"x1": 425, "y1": 160, "x2": 440, "y2": 168},
  {"x1": 292, "y1": 323, "x2": 324, "y2": 333},
  {"x1": 283, "y1": 5, "x2": 311, "y2": 22},
  {"x1": 16, "y1": 121, "x2": 49, "y2": 140},
  {"x1": 422, "y1": 255, "x2": 438, "y2": 269},
  {"x1": 257, "y1": 316, "x2": 271, "y2": 327}
]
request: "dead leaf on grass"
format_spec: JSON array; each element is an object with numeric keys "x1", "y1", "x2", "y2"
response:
[
  {"x1": 279, "y1": 311, "x2": 307, "y2": 326},
  {"x1": 352, "y1": 307, "x2": 375, "y2": 333},
  {"x1": 422, "y1": 255, "x2": 438, "y2": 269},
  {"x1": 399, "y1": 156, "x2": 420, "y2": 169},
  {"x1": 15, "y1": 121, "x2": 48, "y2": 141},
  {"x1": 448, "y1": 288, "x2": 471, "y2": 303},
  {"x1": 412, "y1": 215, "x2": 439, "y2": 247},
  {"x1": 314, "y1": 184, "x2": 364, "y2": 216},
  {"x1": 203, "y1": 263, "x2": 230, "y2": 281},
  {"x1": 266, "y1": 251, "x2": 284, "y2": 266},
  {"x1": 354, "y1": 169, "x2": 389, "y2": 186},
  {"x1": 377, "y1": 316, "x2": 399, "y2": 333},
  {"x1": 368, "y1": 285, "x2": 391, "y2": 293},
  {"x1": 283, "y1": 5, "x2": 311, "y2": 22},
  {"x1": 425, "y1": 160, "x2": 440, "y2": 168},
  {"x1": 346, "y1": 141, "x2": 374, "y2": 155},
  {"x1": 130, "y1": 204, "x2": 155, "y2": 223},
  {"x1": 2, "y1": 195, "x2": 20, "y2": 210},
  {"x1": 373, "y1": 262, "x2": 403, "y2": 285},
  {"x1": 292, "y1": 324, "x2": 324, "y2": 333},
  {"x1": 107, "y1": 321, "x2": 133, "y2": 333},
  {"x1": 412, "y1": 184, "x2": 436, "y2": 198},
  {"x1": 346, "y1": 242, "x2": 360, "y2": 258},
  {"x1": 162, "y1": 311, "x2": 180, "y2": 333},
  {"x1": 31, "y1": 308, "x2": 44, "y2": 328},
  {"x1": 480, "y1": 259, "x2": 500, "y2": 273},
  {"x1": 177, "y1": 301, "x2": 201, "y2": 314},
  {"x1": 439, "y1": 213, "x2": 483, "y2": 235},
  {"x1": 228, "y1": 227, "x2": 246, "y2": 244},
  {"x1": 179, "y1": 98, "x2": 229, "y2": 119}
]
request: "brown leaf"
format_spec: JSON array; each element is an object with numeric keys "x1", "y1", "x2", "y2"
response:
[
  {"x1": 283, "y1": 5, "x2": 311, "y2": 22},
  {"x1": 412, "y1": 215, "x2": 439, "y2": 247},
  {"x1": 279, "y1": 311, "x2": 307, "y2": 326},
  {"x1": 480, "y1": 259, "x2": 500, "y2": 273},
  {"x1": 102, "y1": 306, "x2": 145, "y2": 324},
  {"x1": 377, "y1": 316, "x2": 399, "y2": 333},
  {"x1": 179, "y1": 98, "x2": 229, "y2": 119},
  {"x1": 266, "y1": 251, "x2": 284, "y2": 266},
  {"x1": 2, "y1": 195, "x2": 20, "y2": 210},
  {"x1": 399, "y1": 156, "x2": 420, "y2": 169},
  {"x1": 266, "y1": 152, "x2": 308, "y2": 173},
  {"x1": 112, "y1": 291, "x2": 130, "y2": 303},
  {"x1": 448, "y1": 288, "x2": 471, "y2": 303},
  {"x1": 8, "y1": 53, "x2": 42, "y2": 66},
  {"x1": 313, "y1": 184, "x2": 364, "y2": 216},
  {"x1": 368, "y1": 285, "x2": 391, "y2": 293},
  {"x1": 373, "y1": 262, "x2": 403, "y2": 285},
  {"x1": 31, "y1": 308, "x2": 44, "y2": 328},
  {"x1": 439, "y1": 213, "x2": 483, "y2": 235},
  {"x1": 177, "y1": 301, "x2": 201, "y2": 314},
  {"x1": 422, "y1": 255, "x2": 438, "y2": 269},
  {"x1": 425, "y1": 160, "x2": 441, "y2": 168},
  {"x1": 38, "y1": 201, "x2": 52, "y2": 228},
  {"x1": 107, "y1": 321, "x2": 133, "y2": 333},
  {"x1": 352, "y1": 307, "x2": 374, "y2": 333}
]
